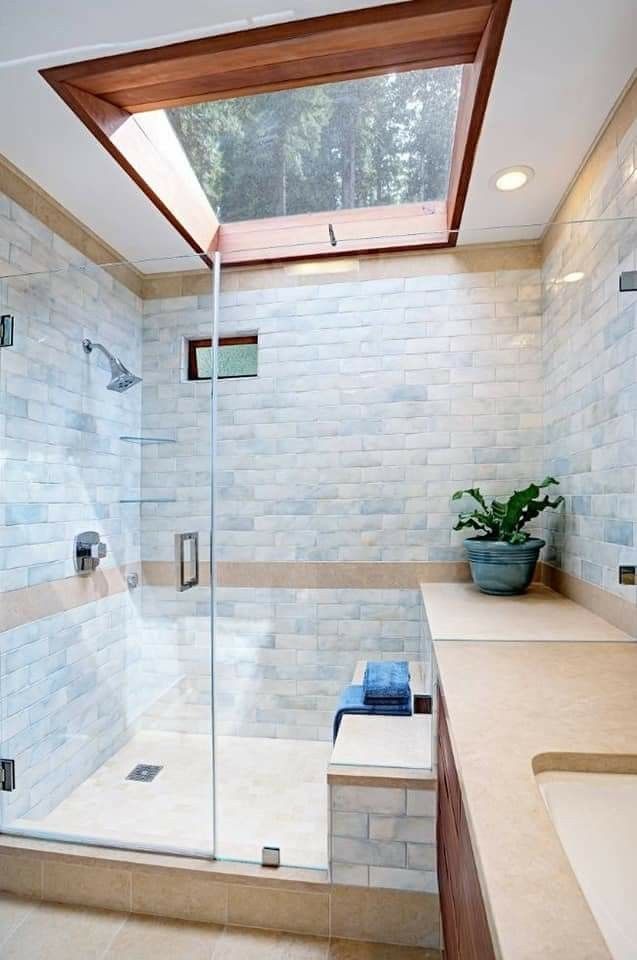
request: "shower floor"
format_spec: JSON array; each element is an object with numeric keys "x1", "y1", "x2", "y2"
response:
[{"x1": 11, "y1": 732, "x2": 332, "y2": 869}]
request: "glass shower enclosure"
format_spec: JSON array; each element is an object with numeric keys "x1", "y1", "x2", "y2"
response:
[
  {"x1": 0, "y1": 252, "x2": 218, "y2": 858},
  {"x1": 0, "y1": 234, "x2": 435, "y2": 872}
]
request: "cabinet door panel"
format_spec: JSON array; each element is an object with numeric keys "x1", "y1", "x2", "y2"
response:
[{"x1": 437, "y1": 688, "x2": 496, "y2": 960}]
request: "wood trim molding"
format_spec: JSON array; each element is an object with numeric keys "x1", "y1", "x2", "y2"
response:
[
  {"x1": 43, "y1": 1, "x2": 493, "y2": 112},
  {"x1": 40, "y1": 1, "x2": 512, "y2": 267},
  {"x1": 217, "y1": 202, "x2": 449, "y2": 266},
  {"x1": 446, "y1": 0, "x2": 512, "y2": 238},
  {"x1": 43, "y1": 78, "x2": 219, "y2": 265}
]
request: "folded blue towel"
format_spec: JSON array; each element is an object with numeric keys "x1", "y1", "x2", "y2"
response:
[
  {"x1": 363, "y1": 660, "x2": 410, "y2": 704},
  {"x1": 333, "y1": 684, "x2": 412, "y2": 742}
]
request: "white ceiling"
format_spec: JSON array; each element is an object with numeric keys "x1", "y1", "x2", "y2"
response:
[{"x1": 0, "y1": 0, "x2": 635, "y2": 272}]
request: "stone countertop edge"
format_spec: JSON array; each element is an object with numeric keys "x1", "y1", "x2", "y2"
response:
[{"x1": 433, "y1": 637, "x2": 637, "y2": 960}]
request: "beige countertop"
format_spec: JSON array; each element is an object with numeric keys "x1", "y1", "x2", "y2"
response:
[
  {"x1": 421, "y1": 582, "x2": 632, "y2": 642},
  {"x1": 435, "y1": 639, "x2": 637, "y2": 960}
]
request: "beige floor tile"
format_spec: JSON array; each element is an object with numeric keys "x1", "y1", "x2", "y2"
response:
[
  {"x1": 1, "y1": 901, "x2": 126, "y2": 960},
  {"x1": 213, "y1": 926, "x2": 328, "y2": 959},
  {"x1": 104, "y1": 913, "x2": 223, "y2": 959},
  {"x1": 328, "y1": 939, "x2": 441, "y2": 960},
  {"x1": 0, "y1": 895, "x2": 37, "y2": 948}
]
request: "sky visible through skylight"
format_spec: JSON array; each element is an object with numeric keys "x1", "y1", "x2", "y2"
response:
[{"x1": 168, "y1": 65, "x2": 462, "y2": 223}]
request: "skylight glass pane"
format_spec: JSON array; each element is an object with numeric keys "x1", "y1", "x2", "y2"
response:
[{"x1": 168, "y1": 66, "x2": 462, "y2": 223}]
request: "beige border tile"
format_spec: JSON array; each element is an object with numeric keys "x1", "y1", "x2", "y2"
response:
[
  {"x1": 540, "y1": 563, "x2": 636, "y2": 637},
  {"x1": 142, "y1": 560, "x2": 470, "y2": 590},
  {"x1": 330, "y1": 886, "x2": 439, "y2": 948},
  {"x1": 227, "y1": 884, "x2": 330, "y2": 937},
  {"x1": 131, "y1": 867, "x2": 227, "y2": 923},
  {"x1": 42, "y1": 859, "x2": 131, "y2": 912},
  {"x1": 0, "y1": 564, "x2": 140, "y2": 634},
  {"x1": 0, "y1": 854, "x2": 42, "y2": 899}
]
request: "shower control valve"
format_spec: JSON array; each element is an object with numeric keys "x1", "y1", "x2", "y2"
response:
[{"x1": 74, "y1": 531, "x2": 107, "y2": 575}]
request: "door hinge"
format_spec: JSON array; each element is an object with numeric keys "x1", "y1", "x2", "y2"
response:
[
  {"x1": 0, "y1": 314, "x2": 14, "y2": 348},
  {"x1": 262, "y1": 846, "x2": 280, "y2": 868},
  {"x1": 0, "y1": 759, "x2": 16, "y2": 792}
]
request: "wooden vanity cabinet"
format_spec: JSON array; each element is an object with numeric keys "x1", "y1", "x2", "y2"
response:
[{"x1": 437, "y1": 690, "x2": 496, "y2": 960}]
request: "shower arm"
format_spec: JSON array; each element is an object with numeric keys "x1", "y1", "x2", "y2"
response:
[{"x1": 83, "y1": 339, "x2": 117, "y2": 363}]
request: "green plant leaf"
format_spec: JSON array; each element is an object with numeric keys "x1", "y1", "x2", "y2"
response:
[
  {"x1": 452, "y1": 488, "x2": 488, "y2": 510},
  {"x1": 450, "y1": 478, "x2": 564, "y2": 545}
]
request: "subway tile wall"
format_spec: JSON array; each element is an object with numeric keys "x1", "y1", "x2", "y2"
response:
[
  {"x1": 330, "y1": 783, "x2": 437, "y2": 893},
  {"x1": 134, "y1": 585, "x2": 422, "y2": 741},
  {"x1": 139, "y1": 267, "x2": 544, "y2": 738},
  {"x1": 0, "y1": 191, "x2": 144, "y2": 820},
  {"x1": 542, "y1": 111, "x2": 637, "y2": 601},
  {"x1": 142, "y1": 268, "x2": 544, "y2": 565}
]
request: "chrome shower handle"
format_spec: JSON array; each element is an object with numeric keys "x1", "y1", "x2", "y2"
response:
[{"x1": 175, "y1": 532, "x2": 199, "y2": 591}]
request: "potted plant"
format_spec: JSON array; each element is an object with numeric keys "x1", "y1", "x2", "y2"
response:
[{"x1": 452, "y1": 477, "x2": 564, "y2": 596}]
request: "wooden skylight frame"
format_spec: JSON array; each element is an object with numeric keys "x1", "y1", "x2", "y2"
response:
[{"x1": 41, "y1": 0, "x2": 511, "y2": 268}]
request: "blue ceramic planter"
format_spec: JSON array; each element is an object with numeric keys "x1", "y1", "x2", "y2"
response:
[{"x1": 464, "y1": 537, "x2": 545, "y2": 595}]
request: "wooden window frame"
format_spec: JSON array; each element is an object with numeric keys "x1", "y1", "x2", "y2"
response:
[
  {"x1": 188, "y1": 335, "x2": 258, "y2": 381},
  {"x1": 41, "y1": 0, "x2": 511, "y2": 268}
]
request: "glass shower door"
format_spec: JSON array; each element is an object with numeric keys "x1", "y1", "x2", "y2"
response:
[{"x1": 0, "y1": 254, "x2": 216, "y2": 857}]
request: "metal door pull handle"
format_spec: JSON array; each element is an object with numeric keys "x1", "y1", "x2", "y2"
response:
[{"x1": 176, "y1": 532, "x2": 199, "y2": 591}]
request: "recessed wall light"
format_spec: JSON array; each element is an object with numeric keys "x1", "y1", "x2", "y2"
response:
[
  {"x1": 561, "y1": 271, "x2": 585, "y2": 283},
  {"x1": 492, "y1": 165, "x2": 534, "y2": 192}
]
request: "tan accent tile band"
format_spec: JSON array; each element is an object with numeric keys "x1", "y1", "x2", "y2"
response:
[
  {"x1": 142, "y1": 241, "x2": 541, "y2": 300},
  {"x1": 220, "y1": 242, "x2": 540, "y2": 293},
  {"x1": 0, "y1": 564, "x2": 140, "y2": 634},
  {"x1": 143, "y1": 560, "x2": 472, "y2": 590},
  {"x1": 0, "y1": 836, "x2": 440, "y2": 947},
  {"x1": 3, "y1": 561, "x2": 630, "y2": 636},
  {"x1": 0, "y1": 152, "x2": 144, "y2": 297},
  {"x1": 141, "y1": 270, "x2": 212, "y2": 299},
  {"x1": 540, "y1": 563, "x2": 636, "y2": 637}
]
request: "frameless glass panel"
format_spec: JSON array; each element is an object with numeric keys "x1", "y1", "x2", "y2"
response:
[
  {"x1": 168, "y1": 65, "x2": 462, "y2": 222},
  {"x1": 0, "y1": 251, "x2": 215, "y2": 857}
]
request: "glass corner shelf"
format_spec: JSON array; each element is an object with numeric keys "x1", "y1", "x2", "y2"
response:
[
  {"x1": 119, "y1": 497, "x2": 177, "y2": 504},
  {"x1": 120, "y1": 436, "x2": 176, "y2": 444}
]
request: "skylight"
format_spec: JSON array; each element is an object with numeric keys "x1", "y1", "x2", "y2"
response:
[{"x1": 167, "y1": 66, "x2": 462, "y2": 224}]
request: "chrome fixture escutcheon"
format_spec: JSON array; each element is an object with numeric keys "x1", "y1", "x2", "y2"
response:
[{"x1": 74, "y1": 531, "x2": 107, "y2": 575}]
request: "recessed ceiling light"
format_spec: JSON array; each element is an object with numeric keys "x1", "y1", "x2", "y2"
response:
[
  {"x1": 492, "y1": 165, "x2": 534, "y2": 192},
  {"x1": 561, "y1": 271, "x2": 585, "y2": 283}
]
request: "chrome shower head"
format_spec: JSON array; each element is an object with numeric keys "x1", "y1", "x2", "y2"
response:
[{"x1": 82, "y1": 339, "x2": 142, "y2": 393}]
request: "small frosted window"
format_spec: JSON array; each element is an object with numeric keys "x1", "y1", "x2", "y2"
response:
[{"x1": 188, "y1": 336, "x2": 258, "y2": 380}]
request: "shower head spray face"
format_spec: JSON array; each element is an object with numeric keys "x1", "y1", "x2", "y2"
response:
[{"x1": 83, "y1": 339, "x2": 142, "y2": 392}]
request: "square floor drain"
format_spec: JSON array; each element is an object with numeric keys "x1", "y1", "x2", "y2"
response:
[{"x1": 126, "y1": 764, "x2": 163, "y2": 783}]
